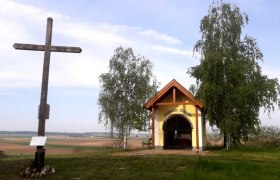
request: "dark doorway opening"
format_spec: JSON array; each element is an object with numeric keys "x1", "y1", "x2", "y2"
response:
[{"x1": 163, "y1": 115, "x2": 192, "y2": 149}]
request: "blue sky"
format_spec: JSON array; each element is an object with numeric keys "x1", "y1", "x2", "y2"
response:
[{"x1": 0, "y1": 0, "x2": 279, "y2": 133}]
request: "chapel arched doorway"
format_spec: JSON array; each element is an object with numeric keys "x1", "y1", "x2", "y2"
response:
[{"x1": 163, "y1": 115, "x2": 192, "y2": 149}]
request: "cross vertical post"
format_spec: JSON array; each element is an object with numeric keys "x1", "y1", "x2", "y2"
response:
[
  {"x1": 13, "y1": 17, "x2": 82, "y2": 170},
  {"x1": 36, "y1": 17, "x2": 52, "y2": 170}
]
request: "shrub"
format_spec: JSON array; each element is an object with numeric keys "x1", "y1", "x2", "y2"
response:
[
  {"x1": 248, "y1": 125, "x2": 280, "y2": 148},
  {"x1": 0, "y1": 151, "x2": 8, "y2": 158}
]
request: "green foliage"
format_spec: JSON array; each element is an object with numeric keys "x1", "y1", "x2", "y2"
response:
[
  {"x1": 98, "y1": 47, "x2": 158, "y2": 146},
  {"x1": 188, "y1": 1, "x2": 280, "y2": 148}
]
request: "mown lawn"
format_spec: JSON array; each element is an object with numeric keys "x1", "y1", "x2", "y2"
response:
[{"x1": 0, "y1": 147, "x2": 280, "y2": 179}]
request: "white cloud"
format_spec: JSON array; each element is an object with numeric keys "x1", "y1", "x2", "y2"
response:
[
  {"x1": 152, "y1": 45, "x2": 193, "y2": 57},
  {"x1": 0, "y1": 59, "x2": 42, "y2": 88},
  {"x1": 0, "y1": 0, "x2": 191, "y2": 90},
  {"x1": 0, "y1": 0, "x2": 66, "y2": 21},
  {"x1": 49, "y1": 53, "x2": 106, "y2": 88},
  {"x1": 138, "y1": 29, "x2": 182, "y2": 45},
  {"x1": 95, "y1": 24, "x2": 142, "y2": 32},
  {"x1": 55, "y1": 22, "x2": 129, "y2": 47}
]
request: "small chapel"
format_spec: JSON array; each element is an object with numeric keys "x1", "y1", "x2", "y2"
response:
[{"x1": 145, "y1": 79, "x2": 207, "y2": 151}]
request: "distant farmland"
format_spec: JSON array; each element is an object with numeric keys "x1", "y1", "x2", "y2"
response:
[{"x1": 0, "y1": 134, "x2": 145, "y2": 156}]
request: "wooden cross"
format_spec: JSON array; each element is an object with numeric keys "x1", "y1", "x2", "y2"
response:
[{"x1": 13, "y1": 17, "x2": 82, "y2": 169}]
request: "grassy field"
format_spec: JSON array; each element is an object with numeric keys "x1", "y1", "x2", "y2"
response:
[{"x1": 1, "y1": 137, "x2": 280, "y2": 179}]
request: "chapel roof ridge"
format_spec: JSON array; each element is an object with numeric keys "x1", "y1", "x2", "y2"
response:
[{"x1": 145, "y1": 79, "x2": 204, "y2": 110}]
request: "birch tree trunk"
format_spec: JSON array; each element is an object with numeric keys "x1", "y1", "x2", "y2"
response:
[{"x1": 123, "y1": 125, "x2": 128, "y2": 150}]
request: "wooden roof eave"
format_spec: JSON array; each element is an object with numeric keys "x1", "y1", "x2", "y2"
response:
[{"x1": 144, "y1": 79, "x2": 204, "y2": 110}]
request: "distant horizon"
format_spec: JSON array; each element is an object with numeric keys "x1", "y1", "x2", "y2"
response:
[{"x1": 0, "y1": 130, "x2": 151, "y2": 135}]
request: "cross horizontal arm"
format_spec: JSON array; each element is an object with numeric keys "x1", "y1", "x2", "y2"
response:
[
  {"x1": 13, "y1": 43, "x2": 82, "y2": 53},
  {"x1": 13, "y1": 43, "x2": 45, "y2": 51},
  {"x1": 51, "y1": 46, "x2": 82, "y2": 53}
]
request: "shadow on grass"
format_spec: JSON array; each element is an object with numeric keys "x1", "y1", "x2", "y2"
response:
[{"x1": 206, "y1": 145, "x2": 224, "y2": 150}]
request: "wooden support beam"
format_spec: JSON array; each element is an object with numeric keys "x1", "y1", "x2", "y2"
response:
[
  {"x1": 173, "y1": 88, "x2": 176, "y2": 102},
  {"x1": 155, "y1": 102, "x2": 193, "y2": 106},
  {"x1": 196, "y1": 107, "x2": 199, "y2": 150},
  {"x1": 152, "y1": 106, "x2": 155, "y2": 148}
]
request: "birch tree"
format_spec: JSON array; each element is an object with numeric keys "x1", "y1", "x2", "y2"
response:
[
  {"x1": 188, "y1": 1, "x2": 280, "y2": 149},
  {"x1": 98, "y1": 47, "x2": 158, "y2": 149}
]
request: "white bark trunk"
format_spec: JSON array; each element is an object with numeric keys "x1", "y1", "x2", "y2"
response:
[
  {"x1": 123, "y1": 126, "x2": 128, "y2": 150},
  {"x1": 226, "y1": 136, "x2": 230, "y2": 150}
]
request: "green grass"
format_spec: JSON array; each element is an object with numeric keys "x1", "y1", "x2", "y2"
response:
[{"x1": 0, "y1": 147, "x2": 280, "y2": 180}]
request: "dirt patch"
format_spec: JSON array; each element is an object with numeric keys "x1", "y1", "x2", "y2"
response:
[
  {"x1": 114, "y1": 149, "x2": 210, "y2": 156},
  {"x1": 0, "y1": 142, "x2": 35, "y2": 154},
  {"x1": 0, "y1": 142, "x2": 80, "y2": 155}
]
